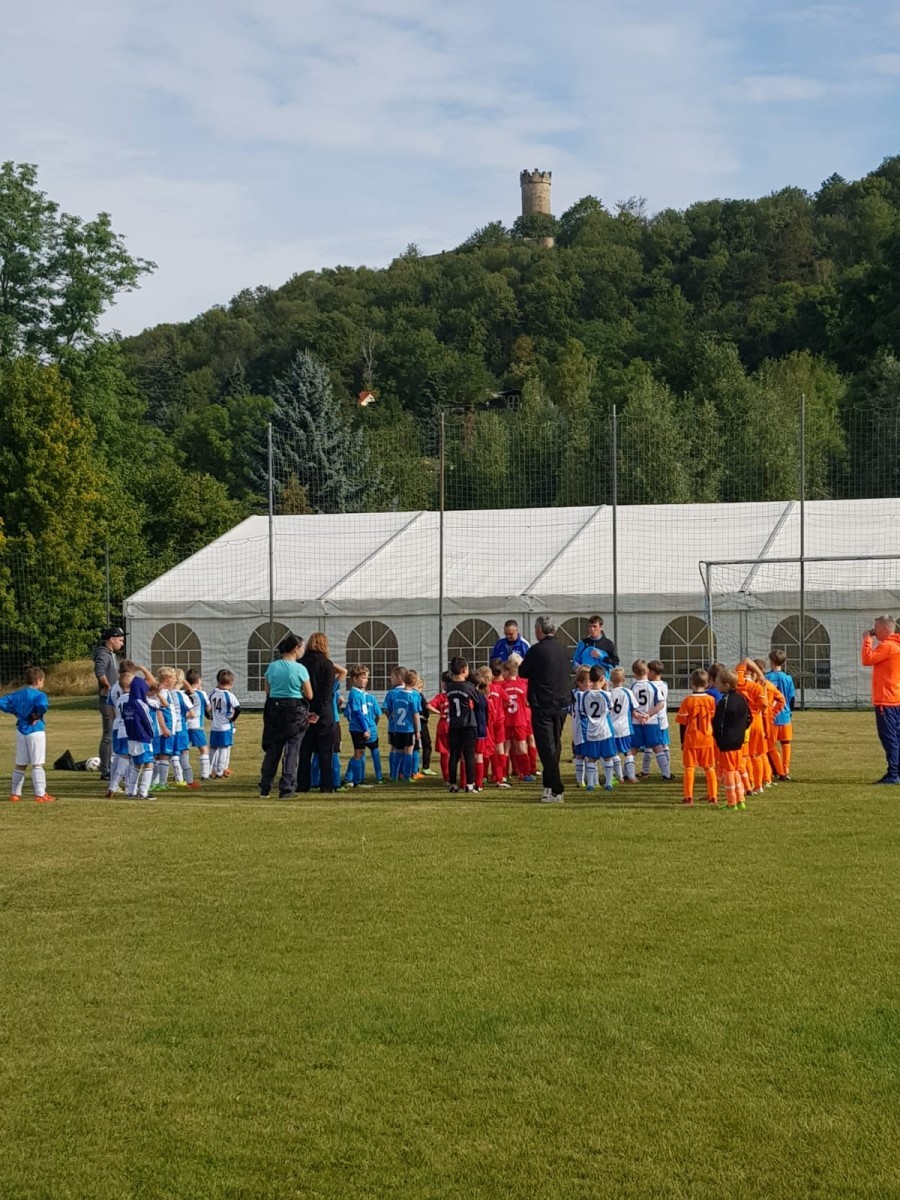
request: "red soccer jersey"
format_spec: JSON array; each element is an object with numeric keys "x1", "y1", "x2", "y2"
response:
[
  {"x1": 429, "y1": 693, "x2": 449, "y2": 752},
  {"x1": 501, "y1": 678, "x2": 530, "y2": 731},
  {"x1": 487, "y1": 688, "x2": 505, "y2": 743}
]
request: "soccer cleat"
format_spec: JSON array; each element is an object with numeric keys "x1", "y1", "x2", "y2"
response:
[
  {"x1": 422, "y1": 768, "x2": 437, "y2": 776},
  {"x1": 35, "y1": 794, "x2": 56, "y2": 804},
  {"x1": 874, "y1": 776, "x2": 900, "y2": 785},
  {"x1": 447, "y1": 784, "x2": 459, "y2": 794},
  {"x1": 174, "y1": 780, "x2": 188, "y2": 788},
  {"x1": 737, "y1": 800, "x2": 747, "y2": 810},
  {"x1": 411, "y1": 773, "x2": 425, "y2": 781},
  {"x1": 603, "y1": 784, "x2": 614, "y2": 792},
  {"x1": 105, "y1": 790, "x2": 116, "y2": 799},
  {"x1": 9, "y1": 794, "x2": 21, "y2": 803},
  {"x1": 495, "y1": 780, "x2": 512, "y2": 788},
  {"x1": 681, "y1": 798, "x2": 694, "y2": 806},
  {"x1": 637, "y1": 772, "x2": 650, "y2": 780},
  {"x1": 539, "y1": 792, "x2": 564, "y2": 804},
  {"x1": 222, "y1": 769, "x2": 233, "y2": 777},
  {"x1": 586, "y1": 785, "x2": 595, "y2": 793},
  {"x1": 623, "y1": 777, "x2": 639, "y2": 785},
  {"x1": 579, "y1": 781, "x2": 587, "y2": 789},
  {"x1": 522, "y1": 774, "x2": 537, "y2": 783},
  {"x1": 186, "y1": 781, "x2": 201, "y2": 790},
  {"x1": 707, "y1": 797, "x2": 719, "y2": 806}
]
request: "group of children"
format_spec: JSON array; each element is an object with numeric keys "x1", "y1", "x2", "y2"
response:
[{"x1": 1, "y1": 646, "x2": 795, "y2": 805}]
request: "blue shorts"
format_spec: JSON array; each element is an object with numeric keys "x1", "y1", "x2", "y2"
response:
[
  {"x1": 129, "y1": 740, "x2": 153, "y2": 766},
  {"x1": 188, "y1": 728, "x2": 208, "y2": 748},
  {"x1": 210, "y1": 729, "x2": 234, "y2": 749},
  {"x1": 635, "y1": 725, "x2": 667, "y2": 749},
  {"x1": 174, "y1": 730, "x2": 189, "y2": 753},
  {"x1": 113, "y1": 735, "x2": 129, "y2": 757},
  {"x1": 583, "y1": 737, "x2": 617, "y2": 760},
  {"x1": 615, "y1": 735, "x2": 632, "y2": 755},
  {"x1": 154, "y1": 735, "x2": 174, "y2": 757}
]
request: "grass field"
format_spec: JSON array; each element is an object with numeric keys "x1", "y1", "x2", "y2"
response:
[{"x1": 1, "y1": 701, "x2": 899, "y2": 1200}]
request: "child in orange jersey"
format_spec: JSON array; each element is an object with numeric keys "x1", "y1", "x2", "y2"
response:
[
  {"x1": 712, "y1": 669, "x2": 751, "y2": 810},
  {"x1": 676, "y1": 669, "x2": 719, "y2": 806},
  {"x1": 736, "y1": 659, "x2": 767, "y2": 796}
]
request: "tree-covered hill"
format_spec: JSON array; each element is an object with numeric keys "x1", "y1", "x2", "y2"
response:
[{"x1": 119, "y1": 155, "x2": 900, "y2": 512}]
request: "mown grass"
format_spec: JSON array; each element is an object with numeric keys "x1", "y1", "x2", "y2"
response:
[{"x1": 1, "y1": 704, "x2": 899, "y2": 1199}]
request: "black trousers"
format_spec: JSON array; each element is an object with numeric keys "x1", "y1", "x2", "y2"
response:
[
  {"x1": 298, "y1": 721, "x2": 336, "y2": 793},
  {"x1": 259, "y1": 699, "x2": 308, "y2": 797},
  {"x1": 420, "y1": 715, "x2": 433, "y2": 769},
  {"x1": 448, "y1": 727, "x2": 476, "y2": 789},
  {"x1": 98, "y1": 698, "x2": 115, "y2": 775},
  {"x1": 531, "y1": 707, "x2": 566, "y2": 796}
]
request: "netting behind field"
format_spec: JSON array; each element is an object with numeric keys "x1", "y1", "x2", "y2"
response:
[
  {"x1": 8, "y1": 394, "x2": 900, "y2": 708},
  {"x1": 704, "y1": 556, "x2": 900, "y2": 707}
]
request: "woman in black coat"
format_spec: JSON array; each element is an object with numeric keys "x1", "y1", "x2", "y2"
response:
[{"x1": 297, "y1": 631, "x2": 338, "y2": 793}]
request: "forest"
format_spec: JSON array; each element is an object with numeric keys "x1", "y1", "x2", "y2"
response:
[{"x1": 3, "y1": 155, "x2": 900, "y2": 664}]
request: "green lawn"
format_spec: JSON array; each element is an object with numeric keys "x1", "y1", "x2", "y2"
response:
[{"x1": 1, "y1": 703, "x2": 899, "y2": 1200}]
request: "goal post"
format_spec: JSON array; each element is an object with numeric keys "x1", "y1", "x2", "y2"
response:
[{"x1": 701, "y1": 555, "x2": 900, "y2": 709}]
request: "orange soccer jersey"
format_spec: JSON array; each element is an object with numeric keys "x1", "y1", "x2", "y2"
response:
[{"x1": 676, "y1": 693, "x2": 716, "y2": 768}]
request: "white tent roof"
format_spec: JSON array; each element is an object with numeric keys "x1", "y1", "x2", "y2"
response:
[{"x1": 125, "y1": 499, "x2": 900, "y2": 621}]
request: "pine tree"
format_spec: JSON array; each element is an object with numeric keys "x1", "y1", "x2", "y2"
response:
[{"x1": 269, "y1": 351, "x2": 381, "y2": 514}]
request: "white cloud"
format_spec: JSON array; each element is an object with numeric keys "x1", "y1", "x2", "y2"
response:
[
  {"x1": 1, "y1": 0, "x2": 896, "y2": 332},
  {"x1": 868, "y1": 53, "x2": 900, "y2": 74}
]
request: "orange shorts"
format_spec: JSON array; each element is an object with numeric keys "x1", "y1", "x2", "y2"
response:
[
  {"x1": 718, "y1": 749, "x2": 743, "y2": 773},
  {"x1": 748, "y1": 715, "x2": 766, "y2": 757},
  {"x1": 682, "y1": 744, "x2": 715, "y2": 769},
  {"x1": 776, "y1": 725, "x2": 793, "y2": 743}
]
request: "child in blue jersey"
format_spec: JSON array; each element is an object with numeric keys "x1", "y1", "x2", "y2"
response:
[
  {"x1": 208, "y1": 669, "x2": 240, "y2": 778},
  {"x1": 608, "y1": 667, "x2": 638, "y2": 783},
  {"x1": 106, "y1": 661, "x2": 136, "y2": 797},
  {"x1": 405, "y1": 671, "x2": 425, "y2": 779},
  {"x1": 580, "y1": 668, "x2": 618, "y2": 791},
  {"x1": 766, "y1": 649, "x2": 796, "y2": 779},
  {"x1": 365, "y1": 685, "x2": 384, "y2": 782},
  {"x1": 343, "y1": 665, "x2": 379, "y2": 787},
  {"x1": 147, "y1": 669, "x2": 174, "y2": 791},
  {"x1": 630, "y1": 660, "x2": 672, "y2": 781},
  {"x1": 570, "y1": 666, "x2": 591, "y2": 787},
  {"x1": 185, "y1": 669, "x2": 210, "y2": 780},
  {"x1": 0, "y1": 666, "x2": 53, "y2": 803},
  {"x1": 170, "y1": 669, "x2": 199, "y2": 788},
  {"x1": 384, "y1": 667, "x2": 420, "y2": 781},
  {"x1": 643, "y1": 660, "x2": 672, "y2": 778},
  {"x1": 122, "y1": 674, "x2": 156, "y2": 798}
]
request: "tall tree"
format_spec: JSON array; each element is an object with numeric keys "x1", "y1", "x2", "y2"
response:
[
  {"x1": 269, "y1": 350, "x2": 385, "y2": 514},
  {"x1": 0, "y1": 162, "x2": 155, "y2": 358}
]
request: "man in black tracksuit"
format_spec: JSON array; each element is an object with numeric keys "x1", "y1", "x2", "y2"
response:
[{"x1": 519, "y1": 615, "x2": 572, "y2": 802}]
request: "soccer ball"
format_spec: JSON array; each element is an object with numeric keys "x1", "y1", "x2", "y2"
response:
[{"x1": 86, "y1": 756, "x2": 101, "y2": 771}]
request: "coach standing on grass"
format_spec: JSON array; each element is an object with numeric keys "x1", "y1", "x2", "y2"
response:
[
  {"x1": 861, "y1": 616, "x2": 900, "y2": 784},
  {"x1": 259, "y1": 635, "x2": 313, "y2": 799},
  {"x1": 93, "y1": 626, "x2": 125, "y2": 780},
  {"x1": 519, "y1": 615, "x2": 571, "y2": 803}
]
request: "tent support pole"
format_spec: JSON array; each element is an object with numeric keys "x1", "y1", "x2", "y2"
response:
[
  {"x1": 267, "y1": 421, "x2": 275, "y2": 656},
  {"x1": 611, "y1": 404, "x2": 618, "y2": 649},
  {"x1": 438, "y1": 409, "x2": 445, "y2": 673},
  {"x1": 799, "y1": 394, "x2": 806, "y2": 711}
]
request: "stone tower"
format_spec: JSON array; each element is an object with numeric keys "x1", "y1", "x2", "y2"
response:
[{"x1": 520, "y1": 168, "x2": 552, "y2": 216}]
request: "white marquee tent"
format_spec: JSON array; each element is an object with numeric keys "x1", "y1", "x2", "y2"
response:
[{"x1": 124, "y1": 500, "x2": 900, "y2": 707}]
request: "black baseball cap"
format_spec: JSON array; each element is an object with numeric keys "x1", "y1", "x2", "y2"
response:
[{"x1": 102, "y1": 626, "x2": 125, "y2": 640}]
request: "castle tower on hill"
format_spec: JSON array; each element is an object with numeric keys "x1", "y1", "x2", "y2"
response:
[
  {"x1": 520, "y1": 168, "x2": 552, "y2": 216},
  {"x1": 519, "y1": 169, "x2": 554, "y2": 247}
]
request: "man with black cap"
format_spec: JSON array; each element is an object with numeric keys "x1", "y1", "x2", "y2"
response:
[{"x1": 94, "y1": 626, "x2": 125, "y2": 779}]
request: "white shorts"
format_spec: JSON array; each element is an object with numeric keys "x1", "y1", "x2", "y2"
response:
[{"x1": 16, "y1": 731, "x2": 46, "y2": 766}]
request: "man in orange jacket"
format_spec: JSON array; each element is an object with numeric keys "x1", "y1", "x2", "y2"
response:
[{"x1": 861, "y1": 616, "x2": 900, "y2": 785}]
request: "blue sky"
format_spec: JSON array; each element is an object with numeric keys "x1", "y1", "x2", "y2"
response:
[{"x1": 3, "y1": 0, "x2": 900, "y2": 334}]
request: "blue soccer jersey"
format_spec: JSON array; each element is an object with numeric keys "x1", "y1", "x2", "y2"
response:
[
  {"x1": 766, "y1": 670, "x2": 795, "y2": 725},
  {"x1": 345, "y1": 687, "x2": 378, "y2": 739},
  {"x1": 384, "y1": 686, "x2": 416, "y2": 734},
  {"x1": 0, "y1": 686, "x2": 48, "y2": 735}
]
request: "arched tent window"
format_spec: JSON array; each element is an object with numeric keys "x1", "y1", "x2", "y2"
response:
[
  {"x1": 447, "y1": 619, "x2": 499, "y2": 673},
  {"x1": 346, "y1": 621, "x2": 399, "y2": 694},
  {"x1": 151, "y1": 623, "x2": 202, "y2": 676},
  {"x1": 557, "y1": 618, "x2": 590, "y2": 657},
  {"x1": 247, "y1": 622, "x2": 293, "y2": 692},
  {"x1": 771, "y1": 615, "x2": 830, "y2": 690},
  {"x1": 659, "y1": 616, "x2": 716, "y2": 690}
]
